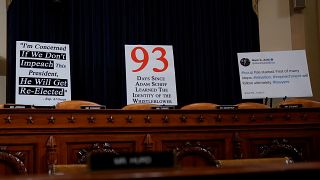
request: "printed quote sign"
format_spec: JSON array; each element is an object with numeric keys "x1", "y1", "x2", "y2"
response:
[
  {"x1": 237, "y1": 50, "x2": 313, "y2": 99},
  {"x1": 125, "y1": 45, "x2": 177, "y2": 106},
  {"x1": 15, "y1": 41, "x2": 71, "y2": 106}
]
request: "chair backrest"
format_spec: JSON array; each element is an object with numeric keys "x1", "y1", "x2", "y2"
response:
[
  {"x1": 174, "y1": 142, "x2": 219, "y2": 167},
  {"x1": 0, "y1": 151, "x2": 28, "y2": 175},
  {"x1": 50, "y1": 142, "x2": 118, "y2": 175},
  {"x1": 216, "y1": 157, "x2": 293, "y2": 168},
  {"x1": 180, "y1": 103, "x2": 218, "y2": 110},
  {"x1": 122, "y1": 103, "x2": 159, "y2": 110},
  {"x1": 259, "y1": 139, "x2": 303, "y2": 162},
  {"x1": 77, "y1": 142, "x2": 119, "y2": 164},
  {"x1": 55, "y1": 100, "x2": 101, "y2": 109},
  {"x1": 277, "y1": 99, "x2": 320, "y2": 108},
  {"x1": 236, "y1": 102, "x2": 269, "y2": 109}
]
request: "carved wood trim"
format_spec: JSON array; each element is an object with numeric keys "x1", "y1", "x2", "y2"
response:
[
  {"x1": 143, "y1": 134, "x2": 154, "y2": 152},
  {"x1": 46, "y1": 136, "x2": 57, "y2": 175},
  {"x1": 233, "y1": 132, "x2": 243, "y2": 159}
]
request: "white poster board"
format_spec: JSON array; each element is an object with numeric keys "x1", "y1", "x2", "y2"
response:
[
  {"x1": 237, "y1": 50, "x2": 312, "y2": 99},
  {"x1": 15, "y1": 41, "x2": 71, "y2": 106},
  {"x1": 125, "y1": 45, "x2": 177, "y2": 106}
]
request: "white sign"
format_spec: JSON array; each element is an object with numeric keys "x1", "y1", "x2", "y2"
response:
[
  {"x1": 15, "y1": 41, "x2": 71, "y2": 106},
  {"x1": 125, "y1": 45, "x2": 177, "y2": 105},
  {"x1": 237, "y1": 50, "x2": 312, "y2": 99}
]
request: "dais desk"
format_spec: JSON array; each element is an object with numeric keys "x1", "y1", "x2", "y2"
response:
[
  {"x1": 1, "y1": 108, "x2": 320, "y2": 175},
  {"x1": 3, "y1": 162, "x2": 320, "y2": 180}
]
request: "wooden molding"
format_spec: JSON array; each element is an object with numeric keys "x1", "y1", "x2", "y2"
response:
[{"x1": 0, "y1": 56, "x2": 6, "y2": 76}]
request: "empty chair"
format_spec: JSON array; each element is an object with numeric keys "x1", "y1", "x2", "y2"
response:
[
  {"x1": 180, "y1": 103, "x2": 218, "y2": 110},
  {"x1": 50, "y1": 142, "x2": 118, "y2": 175},
  {"x1": 77, "y1": 142, "x2": 119, "y2": 164},
  {"x1": 122, "y1": 103, "x2": 159, "y2": 110},
  {"x1": 277, "y1": 99, "x2": 320, "y2": 108},
  {"x1": 259, "y1": 139, "x2": 303, "y2": 162},
  {"x1": 236, "y1": 102, "x2": 269, "y2": 109},
  {"x1": 0, "y1": 150, "x2": 28, "y2": 175},
  {"x1": 174, "y1": 142, "x2": 219, "y2": 167},
  {"x1": 55, "y1": 100, "x2": 101, "y2": 109}
]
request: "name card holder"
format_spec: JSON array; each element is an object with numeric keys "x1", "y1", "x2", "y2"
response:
[
  {"x1": 152, "y1": 106, "x2": 176, "y2": 110},
  {"x1": 80, "y1": 105, "x2": 106, "y2": 110},
  {"x1": 217, "y1": 105, "x2": 238, "y2": 110},
  {"x1": 3, "y1": 104, "x2": 33, "y2": 109},
  {"x1": 89, "y1": 152, "x2": 175, "y2": 171},
  {"x1": 279, "y1": 104, "x2": 303, "y2": 109}
]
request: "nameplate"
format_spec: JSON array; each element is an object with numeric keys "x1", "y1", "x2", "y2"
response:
[
  {"x1": 217, "y1": 105, "x2": 238, "y2": 110},
  {"x1": 89, "y1": 152, "x2": 175, "y2": 171},
  {"x1": 279, "y1": 104, "x2": 303, "y2": 109},
  {"x1": 3, "y1": 104, "x2": 32, "y2": 109},
  {"x1": 80, "y1": 105, "x2": 106, "y2": 110},
  {"x1": 152, "y1": 106, "x2": 175, "y2": 110}
]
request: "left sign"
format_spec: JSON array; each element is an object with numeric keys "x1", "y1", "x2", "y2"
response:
[{"x1": 15, "y1": 41, "x2": 71, "y2": 106}]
